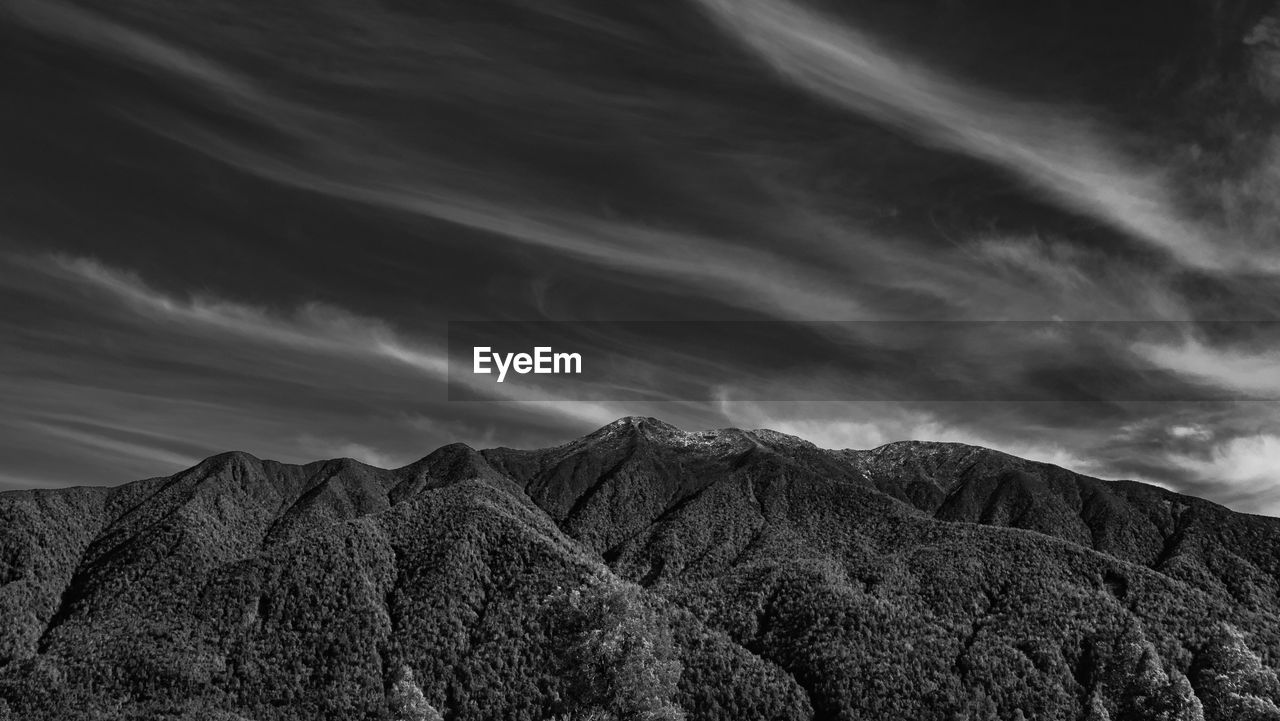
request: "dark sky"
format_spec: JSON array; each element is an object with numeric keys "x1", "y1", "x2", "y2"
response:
[{"x1": 4, "y1": 0, "x2": 1280, "y2": 515}]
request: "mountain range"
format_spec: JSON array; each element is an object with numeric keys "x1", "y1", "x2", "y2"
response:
[{"x1": 2, "y1": 416, "x2": 1279, "y2": 720}]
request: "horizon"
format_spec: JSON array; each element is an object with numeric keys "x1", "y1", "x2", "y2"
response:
[{"x1": 0, "y1": 414, "x2": 1199, "y2": 510}]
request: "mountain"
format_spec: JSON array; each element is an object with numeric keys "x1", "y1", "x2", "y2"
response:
[{"x1": 2, "y1": 416, "x2": 1280, "y2": 721}]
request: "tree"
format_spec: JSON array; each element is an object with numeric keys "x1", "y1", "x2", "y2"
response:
[
  {"x1": 389, "y1": 665, "x2": 444, "y2": 721},
  {"x1": 1084, "y1": 685, "x2": 1112, "y2": 721},
  {"x1": 553, "y1": 581, "x2": 686, "y2": 721},
  {"x1": 1193, "y1": 624, "x2": 1280, "y2": 721},
  {"x1": 1117, "y1": 644, "x2": 1203, "y2": 721}
]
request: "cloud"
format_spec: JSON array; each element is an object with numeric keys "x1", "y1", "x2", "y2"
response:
[
  {"x1": 5, "y1": 418, "x2": 199, "y2": 471},
  {"x1": 1169, "y1": 424, "x2": 1214, "y2": 441},
  {"x1": 692, "y1": 0, "x2": 1236, "y2": 271},
  {"x1": 40, "y1": 254, "x2": 628, "y2": 429},
  {"x1": 48, "y1": 253, "x2": 450, "y2": 372},
  {"x1": 1132, "y1": 335, "x2": 1280, "y2": 398},
  {"x1": 10, "y1": 0, "x2": 870, "y2": 324},
  {"x1": 7, "y1": 0, "x2": 228, "y2": 85},
  {"x1": 1161, "y1": 434, "x2": 1280, "y2": 515},
  {"x1": 967, "y1": 234, "x2": 1189, "y2": 321},
  {"x1": 142, "y1": 122, "x2": 869, "y2": 324}
]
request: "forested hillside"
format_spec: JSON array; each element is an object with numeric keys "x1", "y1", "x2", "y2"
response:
[{"x1": 2, "y1": 417, "x2": 1279, "y2": 720}]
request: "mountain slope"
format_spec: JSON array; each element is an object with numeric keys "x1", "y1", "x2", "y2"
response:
[{"x1": 2, "y1": 417, "x2": 1279, "y2": 720}]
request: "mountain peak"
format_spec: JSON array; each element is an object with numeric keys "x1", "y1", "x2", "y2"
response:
[
  {"x1": 595, "y1": 415, "x2": 683, "y2": 436},
  {"x1": 197, "y1": 449, "x2": 265, "y2": 472},
  {"x1": 584, "y1": 417, "x2": 813, "y2": 458}
]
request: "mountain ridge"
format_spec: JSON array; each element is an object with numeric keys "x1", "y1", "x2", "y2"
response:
[{"x1": 2, "y1": 416, "x2": 1280, "y2": 720}]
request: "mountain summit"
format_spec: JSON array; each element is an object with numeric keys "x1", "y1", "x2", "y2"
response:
[{"x1": 2, "y1": 417, "x2": 1279, "y2": 720}]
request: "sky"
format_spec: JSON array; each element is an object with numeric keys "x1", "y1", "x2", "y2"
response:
[{"x1": 4, "y1": 0, "x2": 1280, "y2": 514}]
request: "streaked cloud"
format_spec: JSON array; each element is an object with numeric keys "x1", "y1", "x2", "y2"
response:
[
  {"x1": 47, "y1": 254, "x2": 449, "y2": 373},
  {"x1": 1161, "y1": 434, "x2": 1280, "y2": 516},
  {"x1": 11, "y1": 0, "x2": 869, "y2": 323},
  {"x1": 1168, "y1": 424, "x2": 1214, "y2": 441},
  {"x1": 14, "y1": 419, "x2": 199, "y2": 469},
  {"x1": 692, "y1": 0, "x2": 1242, "y2": 271},
  {"x1": 5, "y1": 0, "x2": 255, "y2": 101},
  {"x1": 1132, "y1": 336, "x2": 1280, "y2": 398}
]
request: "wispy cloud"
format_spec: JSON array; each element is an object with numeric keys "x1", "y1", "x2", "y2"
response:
[
  {"x1": 1169, "y1": 424, "x2": 1214, "y2": 441},
  {"x1": 5, "y1": 0, "x2": 264, "y2": 110},
  {"x1": 3, "y1": 418, "x2": 199, "y2": 471},
  {"x1": 41, "y1": 254, "x2": 626, "y2": 428},
  {"x1": 11, "y1": 0, "x2": 869, "y2": 323},
  {"x1": 1132, "y1": 335, "x2": 1280, "y2": 398},
  {"x1": 49, "y1": 254, "x2": 449, "y2": 373},
  {"x1": 175, "y1": 144, "x2": 867, "y2": 322},
  {"x1": 692, "y1": 0, "x2": 1236, "y2": 271},
  {"x1": 1160, "y1": 434, "x2": 1280, "y2": 516}
]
